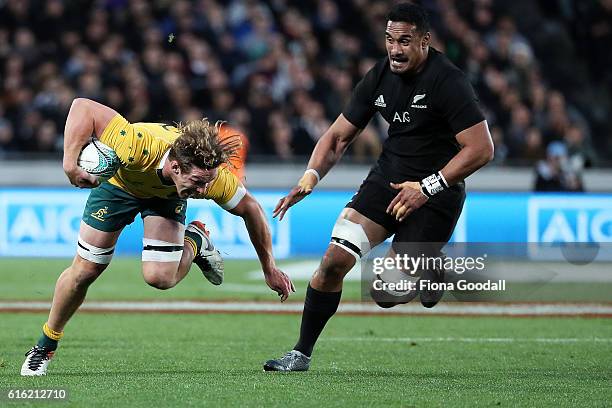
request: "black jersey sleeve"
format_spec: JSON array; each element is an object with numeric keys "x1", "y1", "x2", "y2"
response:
[
  {"x1": 434, "y1": 71, "x2": 485, "y2": 134},
  {"x1": 342, "y1": 65, "x2": 378, "y2": 129}
]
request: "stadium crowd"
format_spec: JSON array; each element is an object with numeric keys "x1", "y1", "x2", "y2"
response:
[{"x1": 0, "y1": 0, "x2": 610, "y2": 179}]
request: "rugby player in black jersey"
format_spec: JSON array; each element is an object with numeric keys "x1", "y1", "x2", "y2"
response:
[{"x1": 264, "y1": 2, "x2": 493, "y2": 372}]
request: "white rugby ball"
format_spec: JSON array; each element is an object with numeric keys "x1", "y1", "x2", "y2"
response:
[{"x1": 78, "y1": 139, "x2": 120, "y2": 180}]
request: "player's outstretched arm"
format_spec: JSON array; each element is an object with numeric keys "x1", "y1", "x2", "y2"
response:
[
  {"x1": 229, "y1": 191, "x2": 295, "y2": 301},
  {"x1": 273, "y1": 114, "x2": 361, "y2": 220},
  {"x1": 63, "y1": 98, "x2": 118, "y2": 188}
]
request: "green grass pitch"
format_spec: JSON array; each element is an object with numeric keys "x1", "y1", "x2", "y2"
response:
[{"x1": 0, "y1": 258, "x2": 611, "y2": 407}]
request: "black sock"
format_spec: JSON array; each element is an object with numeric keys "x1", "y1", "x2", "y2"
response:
[
  {"x1": 36, "y1": 333, "x2": 58, "y2": 351},
  {"x1": 294, "y1": 284, "x2": 341, "y2": 357}
]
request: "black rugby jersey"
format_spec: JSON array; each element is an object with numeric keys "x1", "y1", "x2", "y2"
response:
[{"x1": 343, "y1": 47, "x2": 484, "y2": 182}]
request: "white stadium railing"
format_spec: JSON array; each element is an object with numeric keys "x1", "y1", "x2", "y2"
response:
[{"x1": 0, "y1": 161, "x2": 610, "y2": 191}]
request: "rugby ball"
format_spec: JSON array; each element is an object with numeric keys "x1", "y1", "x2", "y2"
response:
[{"x1": 77, "y1": 139, "x2": 120, "y2": 181}]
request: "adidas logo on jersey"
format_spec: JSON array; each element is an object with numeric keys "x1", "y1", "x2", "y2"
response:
[{"x1": 374, "y1": 95, "x2": 386, "y2": 108}]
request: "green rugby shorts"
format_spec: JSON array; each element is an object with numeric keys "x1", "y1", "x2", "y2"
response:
[{"x1": 82, "y1": 182, "x2": 187, "y2": 232}]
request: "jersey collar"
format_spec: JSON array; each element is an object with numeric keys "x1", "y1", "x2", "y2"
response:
[
  {"x1": 156, "y1": 149, "x2": 174, "y2": 186},
  {"x1": 157, "y1": 149, "x2": 171, "y2": 170}
]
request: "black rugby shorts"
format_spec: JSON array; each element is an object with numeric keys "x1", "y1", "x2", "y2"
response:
[{"x1": 346, "y1": 172, "x2": 465, "y2": 247}]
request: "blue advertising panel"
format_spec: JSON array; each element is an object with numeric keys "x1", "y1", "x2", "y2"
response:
[
  {"x1": 0, "y1": 188, "x2": 611, "y2": 258},
  {"x1": 0, "y1": 188, "x2": 290, "y2": 259}
]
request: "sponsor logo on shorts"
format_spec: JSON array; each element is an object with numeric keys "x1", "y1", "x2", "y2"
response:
[{"x1": 91, "y1": 206, "x2": 109, "y2": 222}]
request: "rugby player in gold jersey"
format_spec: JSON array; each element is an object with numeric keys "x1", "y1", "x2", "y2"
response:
[{"x1": 21, "y1": 98, "x2": 294, "y2": 376}]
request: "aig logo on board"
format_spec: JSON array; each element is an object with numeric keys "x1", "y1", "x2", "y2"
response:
[
  {"x1": 0, "y1": 191, "x2": 87, "y2": 257},
  {"x1": 528, "y1": 197, "x2": 612, "y2": 242}
]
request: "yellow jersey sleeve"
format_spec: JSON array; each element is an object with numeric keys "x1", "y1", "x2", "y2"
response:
[
  {"x1": 199, "y1": 166, "x2": 247, "y2": 210},
  {"x1": 98, "y1": 114, "x2": 177, "y2": 171}
]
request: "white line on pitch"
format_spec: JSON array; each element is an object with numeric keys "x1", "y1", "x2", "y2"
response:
[
  {"x1": 323, "y1": 337, "x2": 612, "y2": 343},
  {"x1": 215, "y1": 283, "x2": 273, "y2": 294},
  {"x1": 1, "y1": 301, "x2": 612, "y2": 315}
]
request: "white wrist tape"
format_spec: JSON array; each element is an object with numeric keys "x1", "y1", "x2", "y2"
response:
[
  {"x1": 420, "y1": 171, "x2": 449, "y2": 197},
  {"x1": 304, "y1": 168, "x2": 320, "y2": 183}
]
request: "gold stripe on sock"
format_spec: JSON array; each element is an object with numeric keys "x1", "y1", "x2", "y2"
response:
[
  {"x1": 184, "y1": 236, "x2": 198, "y2": 256},
  {"x1": 43, "y1": 323, "x2": 64, "y2": 341}
]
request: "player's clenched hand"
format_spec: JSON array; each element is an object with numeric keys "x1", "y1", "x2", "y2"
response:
[
  {"x1": 264, "y1": 267, "x2": 296, "y2": 302},
  {"x1": 272, "y1": 171, "x2": 318, "y2": 220},
  {"x1": 387, "y1": 181, "x2": 428, "y2": 222},
  {"x1": 63, "y1": 165, "x2": 100, "y2": 189}
]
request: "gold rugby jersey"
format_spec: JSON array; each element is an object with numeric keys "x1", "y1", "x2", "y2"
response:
[{"x1": 98, "y1": 114, "x2": 246, "y2": 209}]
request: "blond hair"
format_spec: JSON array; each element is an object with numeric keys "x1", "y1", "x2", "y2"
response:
[{"x1": 169, "y1": 119, "x2": 241, "y2": 171}]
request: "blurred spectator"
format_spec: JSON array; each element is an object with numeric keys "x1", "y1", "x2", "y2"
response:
[
  {"x1": 564, "y1": 124, "x2": 597, "y2": 171},
  {"x1": 269, "y1": 111, "x2": 293, "y2": 160},
  {"x1": 506, "y1": 103, "x2": 531, "y2": 158},
  {"x1": 349, "y1": 124, "x2": 382, "y2": 163},
  {"x1": 0, "y1": 116, "x2": 17, "y2": 153},
  {"x1": 0, "y1": 0, "x2": 609, "y2": 166},
  {"x1": 489, "y1": 125, "x2": 508, "y2": 165},
  {"x1": 523, "y1": 127, "x2": 545, "y2": 164},
  {"x1": 534, "y1": 141, "x2": 583, "y2": 192},
  {"x1": 34, "y1": 120, "x2": 61, "y2": 152},
  {"x1": 218, "y1": 122, "x2": 249, "y2": 183}
]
